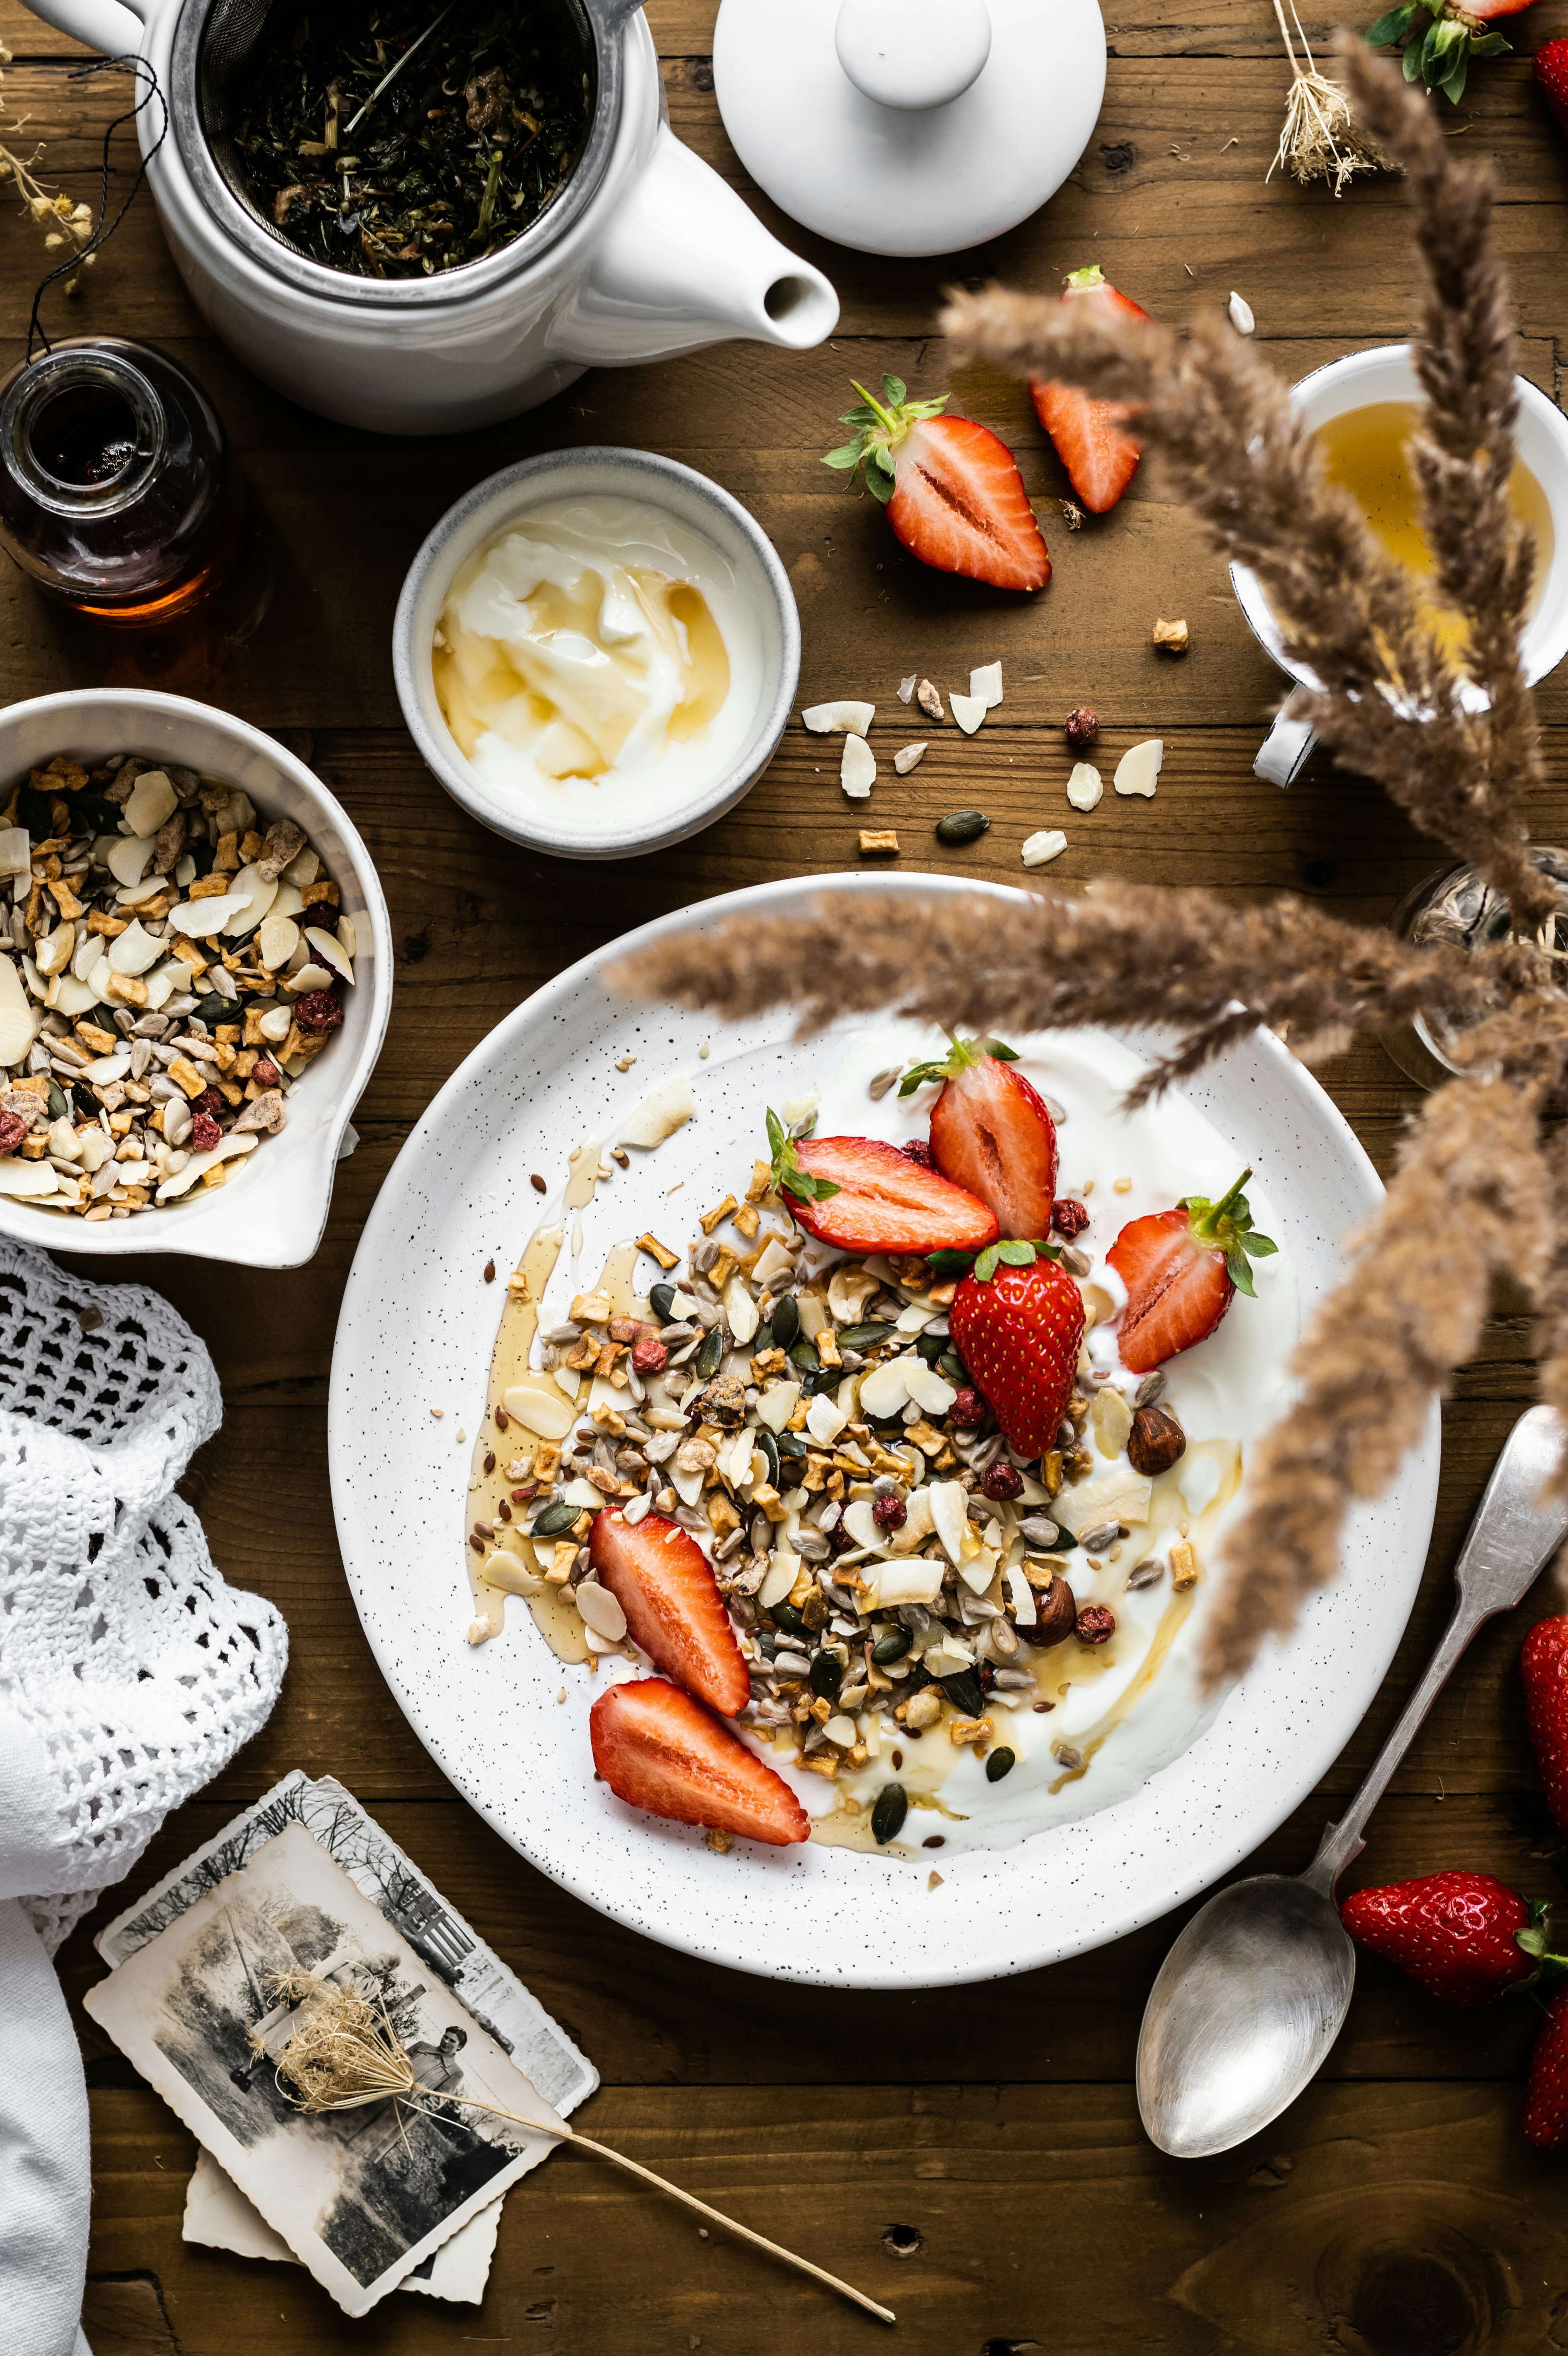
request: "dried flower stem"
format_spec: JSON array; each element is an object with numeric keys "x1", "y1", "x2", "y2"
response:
[
  {"x1": 1267, "y1": 0, "x2": 1386, "y2": 196},
  {"x1": 263, "y1": 1977, "x2": 894, "y2": 2325},
  {"x1": 0, "y1": 42, "x2": 96, "y2": 294}
]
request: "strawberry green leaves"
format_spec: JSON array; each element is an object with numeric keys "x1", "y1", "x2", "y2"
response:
[
  {"x1": 822, "y1": 375, "x2": 952, "y2": 508},
  {"x1": 1364, "y1": 0, "x2": 1513, "y2": 103},
  {"x1": 897, "y1": 1035, "x2": 1020, "y2": 1096},
  {"x1": 1179, "y1": 1168, "x2": 1277, "y2": 1297},
  {"x1": 927, "y1": 1236, "x2": 1063, "y2": 1284},
  {"x1": 765, "y1": 1106, "x2": 841, "y2": 1205}
]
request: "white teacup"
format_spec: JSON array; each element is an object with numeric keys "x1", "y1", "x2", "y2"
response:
[{"x1": 1231, "y1": 344, "x2": 1568, "y2": 785}]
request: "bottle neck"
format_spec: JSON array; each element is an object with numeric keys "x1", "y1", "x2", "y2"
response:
[{"x1": 0, "y1": 348, "x2": 165, "y2": 522}]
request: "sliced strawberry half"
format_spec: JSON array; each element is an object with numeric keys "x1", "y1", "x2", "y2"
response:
[
  {"x1": 906, "y1": 1035, "x2": 1058, "y2": 1239},
  {"x1": 823, "y1": 375, "x2": 1050, "y2": 592},
  {"x1": 590, "y1": 1509, "x2": 749, "y2": 1716},
  {"x1": 1030, "y1": 266, "x2": 1150, "y2": 516},
  {"x1": 590, "y1": 1677, "x2": 809, "y2": 1847},
  {"x1": 948, "y1": 1242, "x2": 1086, "y2": 1460},
  {"x1": 1107, "y1": 1169, "x2": 1276, "y2": 1374},
  {"x1": 767, "y1": 1110, "x2": 998, "y2": 1255}
]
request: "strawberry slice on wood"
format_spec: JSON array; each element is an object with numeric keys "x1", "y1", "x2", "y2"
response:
[
  {"x1": 768, "y1": 1109, "x2": 998, "y2": 1255},
  {"x1": 590, "y1": 1677, "x2": 809, "y2": 1847},
  {"x1": 903, "y1": 1035, "x2": 1058, "y2": 1239},
  {"x1": 1107, "y1": 1169, "x2": 1275, "y2": 1374},
  {"x1": 947, "y1": 1240, "x2": 1086, "y2": 1460},
  {"x1": 823, "y1": 375, "x2": 1050, "y2": 592},
  {"x1": 1030, "y1": 266, "x2": 1150, "y2": 515},
  {"x1": 590, "y1": 1509, "x2": 749, "y2": 1716}
]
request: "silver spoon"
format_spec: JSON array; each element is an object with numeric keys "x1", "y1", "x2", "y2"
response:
[{"x1": 1137, "y1": 1402, "x2": 1568, "y2": 2160}]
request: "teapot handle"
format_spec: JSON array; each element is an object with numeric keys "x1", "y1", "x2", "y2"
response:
[
  {"x1": 14, "y1": 0, "x2": 149, "y2": 52},
  {"x1": 547, "y1": 123, "x2": 838, "y2": 370}
]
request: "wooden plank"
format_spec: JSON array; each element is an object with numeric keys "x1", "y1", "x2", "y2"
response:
[
  {"x1": 58, "y1": 1792, "x2": 1568, "y2": 2094},
  {"x1": 82, "y1": 2078, "x2": 1568, "y2": 2354}
]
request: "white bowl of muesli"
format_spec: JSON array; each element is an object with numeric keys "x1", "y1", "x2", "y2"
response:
[
  {"x1": 332, "y1": 874, "x2": 1439, "y2": 1987},
  {"x1": 0, "y1": 689, "x2": 391, "y2": 1266}
]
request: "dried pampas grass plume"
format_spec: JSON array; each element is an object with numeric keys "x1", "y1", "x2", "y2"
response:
[
  {"x1": 259, "y1": 1975, "x2": 893, "y2": 2324},
  {"x1": 615, "y1": 47, "x2": 1568, "y2": 1686}
]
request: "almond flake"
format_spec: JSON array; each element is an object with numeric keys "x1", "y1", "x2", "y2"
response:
[
  {"x1": 1067, "y1": 762, "x2": 1102, "y2": 811},
  {"x1": 803, "y1": 700, "x2": 874, "y2": 736},
  {"x1": 969, "y1": 662, "x2": 1003, "y2": 709},
  {"x1": 1229, "y1": 290, "x2": 1256, "y2": 336},
  {"x1": 893, "y1": 742, "x2": 927, "y2": 776},
  {"x1": 1021, "y1": 828, "x2": 1068, "y2": 867},
  {"x1": 1114, "y1": 739, "x2": 1164, "y2": 797},
  {"x1": 841, "y1": 735, "x2": 877, "y2": 798},
  {"x1": 949, "y1": 693, "x2": 986, "y2": 735},
  {"x1": 897, "y1": 672, "x2": 917, "y2": 703}
]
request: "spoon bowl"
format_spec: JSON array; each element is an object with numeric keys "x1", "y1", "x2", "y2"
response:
[{"x1": 1137, "y1": 1873, "x2": 1354, "y2": 2158}]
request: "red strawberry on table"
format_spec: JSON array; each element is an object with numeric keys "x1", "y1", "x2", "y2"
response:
[
  {"x1": 767, "y1": 1110, "x2": 998, "y2": 1256},
  {"x1": 1521, "y1": 1613, "x2": 1568, "y2": 1830},
  {"x1": 822, "y1": 375, "x2": 1050, "y2": 592},
  {"x1": 1526, "y1": 1986, "x2": 1568, "y2": 2147},
  {"x1": 1537, "y1": 39, "x2": 1568, "y2": 136},
  {"x1": 1340, "y1": 1872, "x2": 1542, "y2": 2006},
  {"x1": 1030, "y1": 266, "x2": 1150, "y2": 515},
  {"x1": 589, "y1": 1509, "x2": 749, "y2": 1717},
  {"x1": 1107, "y1": 1168, "x2": 1275, "y2": 1374},
  {"x1": 948, "y1": 1241, "x2": 1087, "y2": 1460},
  {"x1": 902, "y1": 1035, "x2": 1058, "y2": 1239},
  {"x1": 589, "y1": 1677, "x2": 809, "y2": 1847}
]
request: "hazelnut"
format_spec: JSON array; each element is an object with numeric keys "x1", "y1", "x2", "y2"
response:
[
  {"x1": 1022, "y1": 1575, "x2": 1077, "y2": 1647},
  {"x1": 1075, "y1": 1602, "x2": 1117, "y2": 1646},
  {"x1": 1127, "y1": 1403, "x2": 1186, "y2": 1477},
  {"x1": 1065, "y1": 704, "x2": 1099, "y2": 750}
]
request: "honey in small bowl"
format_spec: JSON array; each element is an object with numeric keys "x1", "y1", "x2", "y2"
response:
[{"x1": 1312, "y1": 399, "x2": 1553, "y2": 656}]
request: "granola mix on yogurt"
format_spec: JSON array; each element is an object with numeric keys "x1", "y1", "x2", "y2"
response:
[
  {"x1": 467, "y1": 1034, "x2": 1279, "y2": 1858},
  {"x1": 0, "y1": 750, "x2": 355, "y2": 1218}
]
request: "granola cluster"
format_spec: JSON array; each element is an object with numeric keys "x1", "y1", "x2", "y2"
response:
[
  {"x1": 485, "y1": 1152, "x2": 1199, "y2": 1786},
  {"x1": 0, "y1": 750, "x2": 355, "y2": 1219}
]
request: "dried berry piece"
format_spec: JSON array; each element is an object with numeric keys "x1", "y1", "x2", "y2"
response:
[
  {"x1": 1127, "y1": 1402, "x2": 1186, "y2": 1476},
  {"x1": 293, "y1": 989, "x2": 344, "y2": 1033},
  {"x1": 980, "y1": 1459, "x2": 1024, "y2": 1500},
  {"x1": 1052, "y1": 1196, "x2": 1090, "y2": 1237},
  {"x1": 253, "y1": 1058, "x2": 281, "y2": 1087},
  {"x1": 901, "y1": 1139, "x2": 935, "y2": 1168},
  {"x1": 0, "y1": 1109, "x2": 28, "y2": 1157},
  {"x1": 873, "y1": 1493, "x2": 908, "y2": 1533},
  {"x1": 631, "y1": 1332, "x2": 668, "y2": 1373},
  {"x1": 1065, "y1": 705, "x2": 1099, "y2": 749},
  {"x1": 1075, "y1": 1602, "x2": 1117, "y2": 1645},
  {"x1": 950, "y1": 1387, "x2": 988, "y2": 1430},
  {"x1": 189, "y1": 1111, "x2": 223, "y2": 1152},
  {"x1": 191, "y1": 1086, "x2": 223, "y2": 1118}
]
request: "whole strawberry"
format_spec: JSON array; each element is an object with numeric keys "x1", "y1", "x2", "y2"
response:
[
  {"x1": 1525, "y1": 1986, "x2": 1568, "y2": 2147},
  {"x1": 947, "y1": 1240, "x2": 1086, "y2": 1460},
  {"x1": 1538, "y1": 38, "x2": 1568, "y2": 134},
  {"x1": 1521, "y1": 1613, "x2": 1568, "y2": 1830},
  {"x1": 1341, "y1": 1871, "x2": 1538, "y2": 2005}
]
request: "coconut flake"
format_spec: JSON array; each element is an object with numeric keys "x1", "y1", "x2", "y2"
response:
[
  {"x1": 841, "y1": 735, "x2": 877, "y2": 798},
  {"x1": 897, "y1": 673, "x2": 917, "y2": 703},
  {"x1": 619, "y1": 1072, "x2": 695, "y2": 1150},
  {"x1": 949, "y1": 693, "x2": 986, "y2": 735},
  {"x1": 969, "y1": 662, "x2": 1003, "y2": 709},
  {"x1": 1114, "y1": 739, "x2": 1164, "y2": 798},
  {"x1": 1067, "y1": 762, "x2": 1103, "y2": 811},
  {"x1": 1021, "y1": 829, "x2": 1068, "y2": 867},
  {"x1": 803, "y1": 701, "x2": 874, "y2": 735}
]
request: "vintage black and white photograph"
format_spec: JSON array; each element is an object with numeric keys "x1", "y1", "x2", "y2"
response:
[{"x1": 84, "y1": 1822, "x2": 563, "y2": 2316}]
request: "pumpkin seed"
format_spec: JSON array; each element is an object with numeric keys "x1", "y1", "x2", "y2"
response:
[
  {"x1": 871, "y1": 1628, "x2": 912, "y2": 1664},
  {"x1": 756, "y1": 1427, "x2": 780, "y2": 1485},
  {"x1": 789, "y1": 1337, "x2": 820, "y2": 1375},
  {"x1": 809, "y1": 1652, "x2": 844, "y2": 1701},
  {"x1": 985, "y1": 1746, "x2": 1016, "y2": 1782},
  {"x1": 770, "y1": 1295, "x2": 801, "y2": 1348},
  {"x1": 938, "y1": 1352, "x2": 966, "y2": 1383},
  {"x1": 913, "y1": 1332, "x2": 948, "y2": 1365},
  {"x1": 941, "y1": 1668, "x2": 985, "y2": 1716},
  {"x1": 776, "y1": 1430, "x2": 809, "y2": 1458},
  {"x1": 694, "y1": 1327, "x2": 724, "y2": 1379},
  {"x1": 838, "y1": 1320, "x2": 895, "y2": 1351},
  {"x1": 772, "y1": 1599, "x2": 806, "y2": 1635},
  {"x1": 530, "y1": 1499, "x2": 579, "y2": 1537},
  {"x1": 872, "y1": 1782, "x2": 909, "y2": 1844},
  {"x1": 936, "y1": 809, "x2": 991, "y2": 846}
]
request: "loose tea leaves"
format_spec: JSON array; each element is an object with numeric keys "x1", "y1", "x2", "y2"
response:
[{"x1": 230, "y1": 0, "x2": 593, "y2": 279}]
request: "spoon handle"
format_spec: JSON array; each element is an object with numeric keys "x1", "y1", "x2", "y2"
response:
[{"x1": 1302, "y1": 1404, "x2": 1568, "y2": 1896}]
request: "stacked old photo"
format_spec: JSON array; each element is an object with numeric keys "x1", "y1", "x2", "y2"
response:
[{"x1": 86, "y1": 1774, "x2": 596, "y2": 2315}]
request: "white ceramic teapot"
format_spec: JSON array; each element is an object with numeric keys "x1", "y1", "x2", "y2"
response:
[{"x1": 22, "y1": 0, "x2": 839, "y2": 435}]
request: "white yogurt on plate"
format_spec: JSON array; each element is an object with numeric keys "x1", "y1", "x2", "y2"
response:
[{"x1": 432, "y1": 493, "x2": 765, "y2": 836}]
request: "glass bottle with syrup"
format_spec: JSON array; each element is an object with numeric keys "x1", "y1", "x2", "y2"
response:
[{"x1": 0, "y1": 337, "x2": 244, "y2": 627}]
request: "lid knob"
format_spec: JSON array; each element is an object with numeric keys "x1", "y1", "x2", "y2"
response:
[{"x1": 833, "y1": 0, "x2": 992, "y2": 111}]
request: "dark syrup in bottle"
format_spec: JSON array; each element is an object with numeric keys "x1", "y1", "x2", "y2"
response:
[{"x1": 0, "y1": 338, "x2": 245, "y2": 626}]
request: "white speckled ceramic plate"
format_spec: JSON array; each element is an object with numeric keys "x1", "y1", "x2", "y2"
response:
[{"x1": 331, "y1": 874, "x2": 1439, "y2": 1989}]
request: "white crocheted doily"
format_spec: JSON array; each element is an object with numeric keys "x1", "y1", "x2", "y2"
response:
[{"x1": 0, "y1": 1241, "x2": 287, "y2": 1953}]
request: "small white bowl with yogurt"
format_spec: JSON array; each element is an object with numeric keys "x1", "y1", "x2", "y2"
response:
[{"x1": 394, "y1": 450, "x2": 798, "y2": 860}]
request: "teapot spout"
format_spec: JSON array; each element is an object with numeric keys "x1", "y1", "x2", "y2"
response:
[{"x1": 549, "y1": 125, "x2": 838, "y2": 368}]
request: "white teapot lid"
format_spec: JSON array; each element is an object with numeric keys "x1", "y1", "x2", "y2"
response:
[{"x1": 713, "y1": 0, "x2": 1107, "y2": 259}]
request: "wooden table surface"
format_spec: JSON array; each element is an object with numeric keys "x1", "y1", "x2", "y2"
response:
[{"x1": 6, "y1": 1, "x2": 1568, "y2": 2348}]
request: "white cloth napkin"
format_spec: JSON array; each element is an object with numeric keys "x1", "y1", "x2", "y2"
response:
[{"x1": 0, "y1": 1242, "x2": 288, "y2": 2356}]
